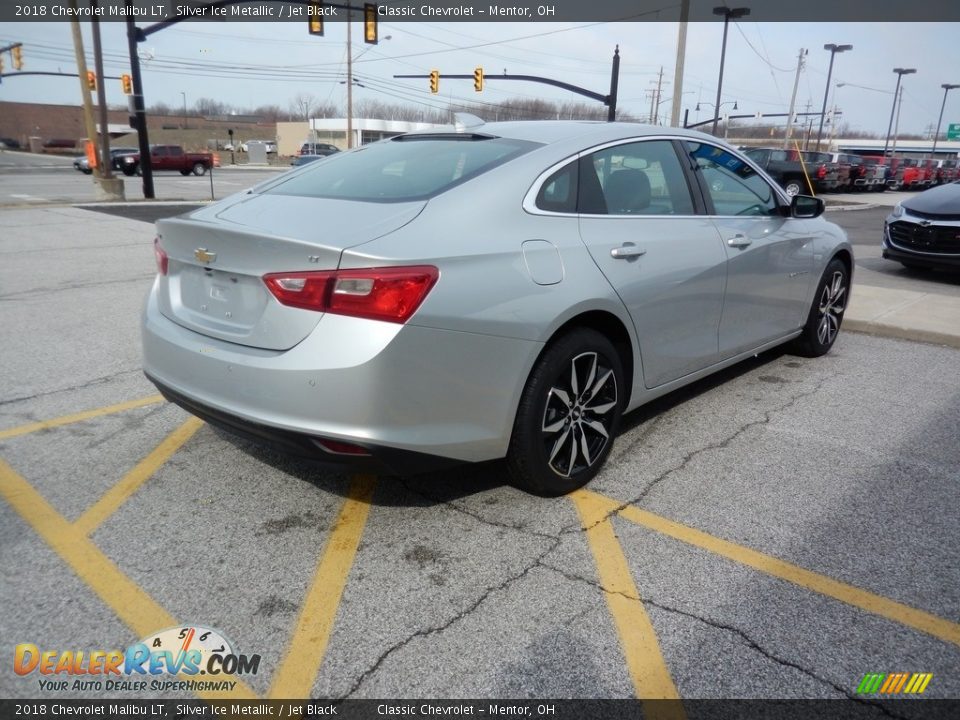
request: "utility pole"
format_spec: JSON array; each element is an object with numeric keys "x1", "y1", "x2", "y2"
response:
[
  {"x1": 346, "y1": 1, "x2": 354, "y2": 148},
  {"x1": 90, "y1": 0, "x2": 123, "y2": 200},
  {"x1": 68, "y1": 6, "x2": 100, "y2": 185},
  {"x1": 652, "y1": 66, "x2": 666, "y2": 125},
  {"x1": 783, "y1": 48, "x2": 806, "y2": 149},
  {"x1": 669, "y1": 0, "x2": 689, "y2": 127}
]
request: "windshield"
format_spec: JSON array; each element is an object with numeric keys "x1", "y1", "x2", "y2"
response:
[{"x1": 264, "y1": 135, "x2": 539, "y2": 202}]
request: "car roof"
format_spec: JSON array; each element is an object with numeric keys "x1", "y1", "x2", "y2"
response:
[{"x1": 399, "y1": 120, "x2": 725, "y2": 148}]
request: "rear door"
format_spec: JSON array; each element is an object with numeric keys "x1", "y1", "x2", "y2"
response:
[
  {"x1": 683, "y1": 141, "x2": 815, "y2": 357},
  {"x1": 576, "y1": 138, "x2": 727, "y2": 389}
]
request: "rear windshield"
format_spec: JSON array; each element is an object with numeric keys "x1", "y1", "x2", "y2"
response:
[{"x1": 265, "y1": 135, "x2": 539, "y2": 202}]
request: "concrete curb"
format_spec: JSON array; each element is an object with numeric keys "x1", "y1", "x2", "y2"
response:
[{"x1": 844, "y1": 321, "x2": 960, "y2": 350}]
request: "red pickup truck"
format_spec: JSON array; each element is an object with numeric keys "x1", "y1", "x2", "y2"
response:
[{"x1": 119, "y1": 145, "x2": 214, "y2": 177}]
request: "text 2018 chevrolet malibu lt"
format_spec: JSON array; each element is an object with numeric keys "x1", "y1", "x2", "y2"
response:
[{"x1": 142, "y1": 119, "x2": 852, "y2": 496}]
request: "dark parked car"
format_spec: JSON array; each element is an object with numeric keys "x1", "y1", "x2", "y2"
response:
[
  {"x1": 742, "y1": 147, "x2": 836, "y2": 196},
  {"x1": 299, "y1": 142, "x2": 340, "y2": 157},
  {"x1": 0, "y1": 137, "x2": 21, "y2": 150},
  {"x1": 73, "y1": 146, "x2": 139, "y2": 174},
  {"x1": 883, "y1": 182, "x2": 960, "y2": 270},
  {"x1": 290, "y1": 154, "x2": 327, "y2": 167}
]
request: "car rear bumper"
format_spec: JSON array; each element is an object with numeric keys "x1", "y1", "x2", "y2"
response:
[{"x1": 142, "y1": 282, "x2": 540, "y2": 467}]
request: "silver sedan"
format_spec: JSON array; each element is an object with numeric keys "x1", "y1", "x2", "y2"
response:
[{"x1": 142, "y1": 119, "x2": 852, "y2": 495}]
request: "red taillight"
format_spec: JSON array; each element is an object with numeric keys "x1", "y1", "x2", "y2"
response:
[
  {"x1": 315, "y1": 439, "x2": 371, "y2": 456},
  {"x1": 263, "y1": 266, "x2": 439, "y2": 323},
  {"x1": 816, "y1": 165, "x2": 827, "y2": 179},
  {"x1": 154, "y1": 238, "x2": 168, "y2": 276}
]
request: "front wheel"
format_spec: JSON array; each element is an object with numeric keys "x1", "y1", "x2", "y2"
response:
[
  {"x1": 507, "y1": 329, "x2": 624, "y2": 496},
  {"x1": 192, "y1": 162, "x2": 207, "y2": 176},
  {"x1": 791, "y1": 258, "x2": 848, "y2": 358}
]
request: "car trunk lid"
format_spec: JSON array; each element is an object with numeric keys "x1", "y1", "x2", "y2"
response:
[{"x1": 154, "y1": 193, "x2": 425, "y2": 350}]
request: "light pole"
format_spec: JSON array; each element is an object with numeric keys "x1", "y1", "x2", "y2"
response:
[
  {"x1": 883, "y1": 68, "x2": 916, "y2": 157},
  {"x1": 181, "y1": 91, "x2": 187, "y2": 130},
  {"x1": 815, "y1": 43, "x2": 852, "y2": 150},
  {"x1": 712, "y1": 6, "x2": 750, "y2": 136},
  {"x1": 932, "y1": 83, "x2": 960, "y2": 156},
  {"x1": 698, "y1": 99, "x2": 738, "y2": 136}
]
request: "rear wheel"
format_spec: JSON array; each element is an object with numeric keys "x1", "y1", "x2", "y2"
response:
[
  {"x1": 791, "y1": 258, "x2": 848, "y2": 358},
  {"x1": 783, "y1": 179, "x2": 803, "y2": 197},
  {"x1": 122, "y1": 165, "x2": 137, "y2": 177},
  {"x1": 192, "y1": 162, "x2": 207, "y2": 176},
  {"x1": 507, "y1": 329, "x2": 623, "y2": 496}
]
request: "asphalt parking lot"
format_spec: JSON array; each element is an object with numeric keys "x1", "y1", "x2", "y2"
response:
[{"x1": 1, "y1": 203, "x2": 958, "y2": 716}]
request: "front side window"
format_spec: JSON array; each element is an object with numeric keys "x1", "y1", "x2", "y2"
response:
[
  {"x1": 265, "y1": 135, "x2": 538, "y2": 202},
  {"x1": 579, "y1": 140, "x2": 695, "y2": 216},
  {"x1": 688, "y1": 142, "x2": 780, "y2": 217}
]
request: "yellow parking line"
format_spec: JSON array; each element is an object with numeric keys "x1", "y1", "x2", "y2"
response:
[
  {"x1": 0, "y1": 395, "x2": 165, "y2": 441},
  {"x1": 571, "y1": 490, "x2": 684, "y2": 714},
  {"x1": 578, "y1": 492, "x2": 960, "y2": 649},
  {"x1": 268, "y1": 475, "x2": 376, "y2": 699},
  {"x1": 74, "y1": 417, "x2": 204, "y2": 536},
  {"x1": 0, "y1": 456, "x2": 256, "y2": 701}
]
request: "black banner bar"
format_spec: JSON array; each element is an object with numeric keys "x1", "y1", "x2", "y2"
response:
[
  {"x1": 2, "y1": 699, "x2": 960, "y2": 720},
  {"x1": 3, "y1": 0, "x2": 960, "y2": 23}
]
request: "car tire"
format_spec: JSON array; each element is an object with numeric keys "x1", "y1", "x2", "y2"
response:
[
  {"x1": 122, "y1": 166, "x2": 137, "y2": 177},
  {"x1": 192, "y1": 162, "x2": 207, "y2": 176},
  {"x1": 507, "y1": 329, "x2": 623, "y2": 496},
  {"x1": 783, "y1": 179, "x2": 803, "y2": 197},
  {"x1": 82, "y1": 169, "x2": 92, "y2": 175},
  {"x1": 791, "y1": 258, "x2": 848, "y2": 358}
]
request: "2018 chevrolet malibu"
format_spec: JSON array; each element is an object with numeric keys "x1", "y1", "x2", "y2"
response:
[{"x1": 142, "y1": 119, "x2": 852, "y2": 496}]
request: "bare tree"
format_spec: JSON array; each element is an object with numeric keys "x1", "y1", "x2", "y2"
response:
[{"x1": 290, "y1": 93, "x2": 319, "y2": 121}]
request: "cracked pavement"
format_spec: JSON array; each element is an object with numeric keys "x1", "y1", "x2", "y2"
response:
[{"x1": 1, "y1": 205, "x2": 958, "y2": 707}]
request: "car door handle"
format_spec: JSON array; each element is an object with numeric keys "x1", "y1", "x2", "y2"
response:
[
  {"x1": 726, "y1": 235, "x2": 752, "y2": 249},
  {"x1": 610, "y1": 244, "x2": 647, "y2": 259}
]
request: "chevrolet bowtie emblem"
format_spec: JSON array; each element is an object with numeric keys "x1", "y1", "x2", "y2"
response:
[{"x1": 195, "y1": 248, "x2": 217, "y2": 264}]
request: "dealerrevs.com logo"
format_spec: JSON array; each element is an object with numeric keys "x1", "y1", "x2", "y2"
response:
[{"x1": 14, "y1": 625, "x2": 261, "y2": 693}]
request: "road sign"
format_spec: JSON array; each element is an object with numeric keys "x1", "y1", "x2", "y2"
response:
[{"x1": 948, "y1": 123, "x2": 960, "y2": 140}]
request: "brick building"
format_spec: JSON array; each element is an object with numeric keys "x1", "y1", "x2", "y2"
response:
[{"x1": 0, "y1": 101, "x2": 276, "y2": 151}]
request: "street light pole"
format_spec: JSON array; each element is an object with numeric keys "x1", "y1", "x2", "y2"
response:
[
  {"x1": 181, "y1": 91, "x2": 187, "y2": 130},
  {"x1": 712, "y1": 5, "x2": 750, "y2": 137},
  {"x1": 816, "y1": 43, "x2": 852, "y2": 151},
  {"x1": 932, "y1": 83, "x2": 960, "y2": 156},
  {"x1": 883, "y1": 67, "x2": 916, "y2": 157}
]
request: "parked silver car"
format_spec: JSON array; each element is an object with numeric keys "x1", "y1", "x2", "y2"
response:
[{"x1": 142, "y1": 120, "x2": 852, "y2": 495}]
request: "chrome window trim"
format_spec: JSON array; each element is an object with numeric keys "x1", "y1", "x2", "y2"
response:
[
  {"x1": 523, "y1": 135, "x2": 791, "y2": 220},
  {"x1": 523, "y1": 135, "x2": 707, "y2": 219}
]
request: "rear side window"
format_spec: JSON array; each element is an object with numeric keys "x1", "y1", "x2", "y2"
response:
[
  {"x1": 268, "y1": 136, "x2": 538, "y2": 202},
  {"x1": 579, "y1": 140, "x2": 695, "y2": 216}
]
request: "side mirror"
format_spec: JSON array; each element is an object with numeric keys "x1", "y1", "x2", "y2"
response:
[{"x1": 791, "y1": 194, "x2": 824, "y2": 219}]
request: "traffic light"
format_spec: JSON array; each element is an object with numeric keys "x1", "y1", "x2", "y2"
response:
[
  {"x1": 86, "y1": 71, "x2": 97, "y2": 91},
  {"x1": 429, "y1": 70, "x2": 439, "y2": 94},
  {"x1": 121, "y1": 74, "x2": 133, "y2": 94},
  {"x1": 12, "y1": 45, "x2": 23, "y2": 71},
  {"x1": 473, "y1": 67, "x2": 484, "y2": 92},
  {"x1": 308, "y1": 1, "x2": 323, "y2": 36},
  {"x1": 363, "y1": 4, "x2": 378, "y2": 44}
]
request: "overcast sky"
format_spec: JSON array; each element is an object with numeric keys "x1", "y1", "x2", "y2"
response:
[{"x1": 2, "y1": 19, "x2": 959, "y2": 138}]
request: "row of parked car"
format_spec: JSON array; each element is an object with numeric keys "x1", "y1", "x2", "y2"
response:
[{"x1": 742, "y1": 147, "x2": 959, "y2": 196}]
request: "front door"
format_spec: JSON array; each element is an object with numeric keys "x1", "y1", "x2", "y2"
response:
[{"x1": 576, "y1": 139, "x2": 727, "y2": 389}]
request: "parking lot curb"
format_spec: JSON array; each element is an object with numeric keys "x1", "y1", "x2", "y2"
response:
[{"x1": 843, "y1": 320, "x2": 960, "y2": 350}]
